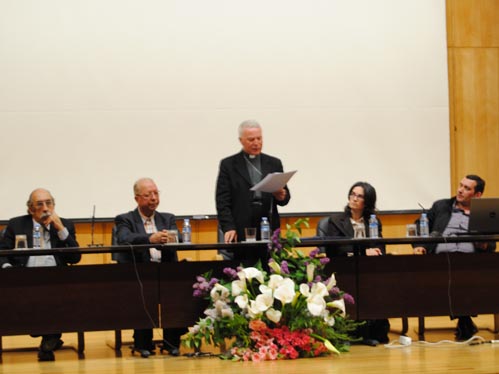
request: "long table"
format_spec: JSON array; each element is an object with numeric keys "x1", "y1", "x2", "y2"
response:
[{"x1": 0, "y1": 236, "x2": 498, "y2": 359}]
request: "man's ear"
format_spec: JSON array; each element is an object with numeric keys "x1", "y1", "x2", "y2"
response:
[{"x1": 474, "y1": 191, "x2": 483, "y2": 198}]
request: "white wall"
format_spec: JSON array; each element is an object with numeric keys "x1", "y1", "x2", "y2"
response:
[{"x1": 0, "y1": 0, "x2": 449, "y2": 219}]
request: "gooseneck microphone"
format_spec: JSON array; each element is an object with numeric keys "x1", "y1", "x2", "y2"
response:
[{"x1": 91, "y1": 205, "x2": 96, "y2": 247}]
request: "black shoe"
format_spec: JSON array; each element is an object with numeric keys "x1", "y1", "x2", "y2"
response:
[
  {"x1": 41, "y1": 337, "x2": 63, "y2": 352},
  {"x1": 160, "y1": 340, "x2": 180, "y2": 356},
  {"x1": 168, "y1": 347, "x2": 180, "y2": 356},
  {"x1": 455, "y1": 317, "x2": 478, "y2": 341},
  {"x1": 38, "y1": 350, "x2": 55, "y2": 361},
  {"x1": 136, "y1": 349, "x2": 151, "y2": 358}
]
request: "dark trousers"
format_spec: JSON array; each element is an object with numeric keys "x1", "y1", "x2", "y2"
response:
[{"x1": 133, "y1": 327, "x2": 185, "y2": 350}]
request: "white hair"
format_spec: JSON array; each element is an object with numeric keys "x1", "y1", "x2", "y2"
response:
[{"x1": 238, "y1": 119, "x2": 261, "y2": 137}]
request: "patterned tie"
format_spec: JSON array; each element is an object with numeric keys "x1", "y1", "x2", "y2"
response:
[{"x1": 144, "y1": 218, "x2": 161, "y2": 262}]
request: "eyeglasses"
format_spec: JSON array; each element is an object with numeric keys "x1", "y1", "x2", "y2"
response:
[
  {"x1": 349, "y1": 192, "x2": 364, "y2": 200},
  {"x1": 34, "y1": 200, "x2": 54, "y2": 208},
  {"x1": 136, "y1": 191, "x2": 161, "y2": 199}
]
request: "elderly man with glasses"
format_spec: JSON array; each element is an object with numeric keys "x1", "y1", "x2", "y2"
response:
[
  {"x1": 0, "y1": 188, "x2": 81, "y2": 361},
  {"x1": 114, "y1": 177, "x2": 184, "y2": 358}
]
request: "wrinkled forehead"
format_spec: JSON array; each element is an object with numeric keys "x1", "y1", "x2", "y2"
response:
[
  {"x1": 241, "y1": 127, "x2": 262, "y2": 139},
  {"x1": 137, "y1": 180, "x2": 158, "y2": 194},
  {"x1": 31, "y1": 189, "x2": 53, "y2": 204}
]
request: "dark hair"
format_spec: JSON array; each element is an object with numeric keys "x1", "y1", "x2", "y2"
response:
[
  {"x1": 345, "y1": 181, "x2": 377, "y2": 221},
  {"x1": 465, "y1": 174, "x2": 485, "y2": 194}
]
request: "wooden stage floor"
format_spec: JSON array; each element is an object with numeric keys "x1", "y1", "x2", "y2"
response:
[{"x1": 1, "y1": 316, "x2": 498, "y2": 374}]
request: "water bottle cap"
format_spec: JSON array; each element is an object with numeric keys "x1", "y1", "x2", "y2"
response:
[{"x1": 421, "y1": 213, "x2": 427, "y2": 217}]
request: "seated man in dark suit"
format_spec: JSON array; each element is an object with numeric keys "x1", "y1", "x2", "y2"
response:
[
  {"x1": 413, "y1": 174, "x2": 496, "y2": 341},
  {"x1": 0, "y1": 188, "x2": 81, "y2": 361},
  {"x1": 114, "y1": 177, "x2": 184, "y2": 358}
]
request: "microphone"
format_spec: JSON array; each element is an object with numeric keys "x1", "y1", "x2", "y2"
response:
[
  {"x1": 87, "y1": 205, "x2": 103, "y2": 247},
  {"x1": 91, "y1": 205, "x2": 95, "y2": 247},
  {"x1": 418, "y1": 203, "x2": 426, "y2": 212}
]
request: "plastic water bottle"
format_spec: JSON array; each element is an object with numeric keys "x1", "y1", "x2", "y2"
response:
[
  {"x1": 260, "y1": 217, "x2": 270, "y2": 241},
  {"x1": 182, "y1": 218, "x2": 192, "y2": 243},
  {"x1": 419, "y1": 213, "x2": 429, "y2": 237},
  {"x1": 33, "y1": 224, "x2": 42, "y2": 249},
  {"x1": 369, "y1": 214, "x2": 379, "y2": 238}
]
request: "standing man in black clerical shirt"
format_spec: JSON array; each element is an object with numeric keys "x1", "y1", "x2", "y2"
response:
[
  {"x1": 114, "y1": 177, "x2": 184, "y2": 358},
  {"x1": 0, "y1": 188, "x2": 81, "y2": 361},
  {"x1": 216, "y1": 120, "x2": 291, "y2": 264}
]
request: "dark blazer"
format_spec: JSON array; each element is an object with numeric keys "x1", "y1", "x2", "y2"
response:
[
  {"x1": 0, "y1": 214, "x2": 80, "y2": 267},
  {"x1": 114, "y1": 208, "x2": 178, "y2": 263},
  {"x1": 319, "y1": 211, "x2": 385, "y2": 257},
  {"x1": 416, "y1": 197, "x2": 496, "y2": 254},
  {"x1": 215, "y1": 151, "x2": 291, "y2": 241}
]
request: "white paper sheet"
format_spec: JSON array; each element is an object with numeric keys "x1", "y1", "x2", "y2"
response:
[{"x1": 250, "y1": 170, "x2": 297, "y2": 193}]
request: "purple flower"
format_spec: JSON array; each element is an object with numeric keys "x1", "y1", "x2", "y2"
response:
[
  {"x1": 320, "y1": 257, "x2": 330, "y2": 265},
  {"x1": 270, "y1": 228, "x2": 283, "y2": 251},
  {"x1": 280, "y1": 260, "x2": 290, "y2": 274},
  {"x1": 193, "y1": 289, "x2": 203, "y2": 298},
  {"x1": 343, "y1": 293, "x2": 355, "y2": 305},
  {"x1": 223, "y1": 267, "x2": 238, "y2": 279},
  {"x1": 309, "y1": 248, "x2": 320, "y2": 258},
  {"x1": 329, "y1": 286, "x2": 340, "y2": 297},
  {"x1": 314, "y1": 275, "x2": 322, "y2": 282}
]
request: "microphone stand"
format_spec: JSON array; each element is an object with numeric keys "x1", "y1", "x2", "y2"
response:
[
  {"x1": 268, "y1": 194, "x2": 274, "y2": 232},
  {"x1": 88, "y1": 205, "x2": 103, "y2": 247}
]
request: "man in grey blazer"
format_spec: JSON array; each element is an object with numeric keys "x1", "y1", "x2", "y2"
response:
[
  {"x1": 216, "y1": 120, "x2": 291, "y2": 264},
  {"x1": 115, "y1": 177, "x2": 183, "y2": 358}
]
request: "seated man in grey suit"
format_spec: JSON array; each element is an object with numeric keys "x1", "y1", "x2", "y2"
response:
[
  {"x1": 114, "y1": 177, "x2": 184, "y2": 358},
  {"x1": 0, "y1": 188, "x2": 81, "y2": 361}
]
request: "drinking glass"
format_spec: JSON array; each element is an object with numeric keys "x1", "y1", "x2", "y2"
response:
[{"x1": 15, "y1": 234, "x2": 28, "y2": 249}]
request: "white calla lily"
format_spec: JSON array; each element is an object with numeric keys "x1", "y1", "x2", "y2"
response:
[
  {"x1": 268, "y1": 261, "x2": 281, "y2": 274},
  {"x1": 266, "y1": 308, "x2": 282, "y2": 323},
  {"x1": 307, "y1": 294, "x2": 326, "y2": 316},
  {"x1": 238, "y1": 267, "x2": 264, "y2": 283},
  {"x1": 324, "y1": 339, "x2": 341, "y2": 355},
  {"x1": 235, "y1": 294, "x2": 249, "y2": 310},
  {"x1": 210, "y1": 283, "x2": 230, "y2": 301},
  {"x1": 254, "y1": 290, "x2": 274, "y2": 312},
  {"x1": 326, "y1": 273, "x2": 337, "y2": 290},
  {"x1": 327, "y1": 298, "x2": 346, "y2": 317},
  {"x1": 231, "y1": 279, "x2": 247, "y2": 296},
  {"x1": 273, "y1": 278, "x2": 296, "y2": 304},
  {"x1": 267, "y1": 274, "x2": 284, "y2": 289},
  {"x1": 300, "y1": 283, "x2": 311, "y2": 296},
  {"x1": 306, "y1": 263, "x2": 315, "y2": 282}
]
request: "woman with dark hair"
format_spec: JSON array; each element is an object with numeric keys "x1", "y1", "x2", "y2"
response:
[
  {"x1": 316, "y1": 181, "x2": 389, "y2": 345},
  {"x1": 319, "y1": 181, "x2": 385, "y2": 257}
]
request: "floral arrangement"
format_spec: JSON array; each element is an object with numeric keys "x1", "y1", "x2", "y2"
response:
[{"x1": 181, "y1": 218, "x2": 358, "y2": 361}]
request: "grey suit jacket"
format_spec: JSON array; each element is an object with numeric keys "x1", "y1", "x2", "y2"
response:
[{"x1": 114, "y1": 208, "x2": 178, "y2": 263}]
